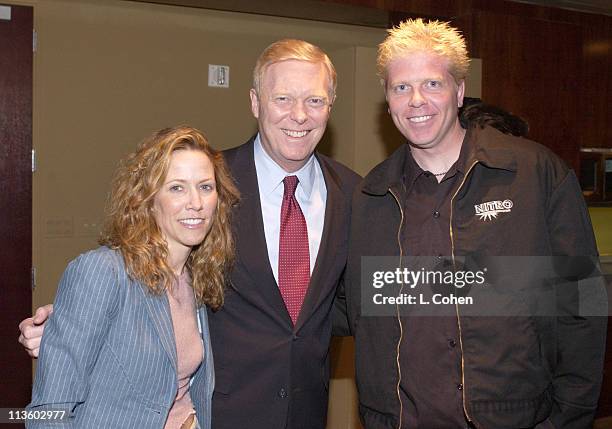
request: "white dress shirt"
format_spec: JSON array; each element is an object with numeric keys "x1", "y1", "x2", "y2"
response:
[{"x1": 253, "y1": 134, "x2": 327, "y2": 283}]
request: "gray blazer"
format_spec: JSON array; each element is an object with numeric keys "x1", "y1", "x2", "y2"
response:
[{"x1": 27, "y1": 246, "x2": 214, "y2": 428}]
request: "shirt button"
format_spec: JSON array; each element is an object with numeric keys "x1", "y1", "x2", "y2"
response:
[
  {"x1": 457, "y1": 384, "x2": 463, "y2": 391},
  {"x1": 433, "y1": 211, "x2": 440, "y2": 218},
  {"x1": 448, "y1": 339, "x2": 457, "y2": 348},
  {"x1": 292, "y1": 334, "x2": 299, "y2": 341},
  {"x1": 278, "y1": 388, "x2": 287, "y2": 398}
]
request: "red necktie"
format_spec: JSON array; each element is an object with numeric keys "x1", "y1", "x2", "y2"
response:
[{"x1": 278, "y1": 175, "x2": 310, "y2": 325}]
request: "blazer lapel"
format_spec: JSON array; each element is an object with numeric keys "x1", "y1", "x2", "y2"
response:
[
  {"x1": 295, "y1": 155, "x2": 347, "y2": 331},
  {"x1": 229, "y1": 140, "x2": 292, "y2": 326},
  {"x1": 141, "y1": 284, "x2": 177, "y2": 370}
]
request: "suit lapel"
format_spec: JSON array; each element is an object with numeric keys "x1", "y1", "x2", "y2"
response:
[
  {"x1": 228, "y1": 140, "x2": 292, "y2": 326},
  {"x1": 295, "y1": 155, "x2": 347, "y2": 331},
  {"x1": 141, "y1": 284, "x2": 177, "y2": 370}
]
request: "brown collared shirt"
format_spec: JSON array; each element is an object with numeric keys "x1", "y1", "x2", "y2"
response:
[{"x1": 398, "y1": 130, "x2": 473, "y2": 429}]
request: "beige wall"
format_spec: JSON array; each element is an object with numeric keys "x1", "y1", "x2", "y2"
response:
[
  {"x1": 6, "y1": 1, "x2": 481, "y2": 427},
  {"x1": 16, "y1": 0, "x2": 389, "y2": 304}
]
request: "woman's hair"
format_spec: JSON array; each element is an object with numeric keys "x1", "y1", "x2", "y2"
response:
[
  {"x1": 99, "y1": 125, "x2": 239, "y2": 310},
  {"x1": 459, "y1": 97, "x2": 530, "y2": 137}
]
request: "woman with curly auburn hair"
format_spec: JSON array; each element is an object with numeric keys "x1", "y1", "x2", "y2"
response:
[
  {"x1": 27, "y1": 126, "x2": 239, "y2": 429},
  {"x1": 101, "y1": 125, "x2": 238, "y2": 310}
]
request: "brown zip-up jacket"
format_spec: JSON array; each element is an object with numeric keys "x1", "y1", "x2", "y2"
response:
[{"x1": 344, "y1": 125, "x2": 608, "y2": 429}]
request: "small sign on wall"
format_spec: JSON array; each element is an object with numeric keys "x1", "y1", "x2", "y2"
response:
[
  {"x1": 208, "y1": 64, "x2": 230, "y2": 88},
  {"x1": 0, "y1": 5, "x2": 11, "y2": 21}
]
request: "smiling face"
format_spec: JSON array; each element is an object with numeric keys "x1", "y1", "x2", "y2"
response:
[
  {"x1": 385, "y1": 51, "x2": 465, "y2": 153},
  {"x1": 250, "y1": 59, "x2": 333, "y2": 173},
  {"x1": 152, "y1": 149, "x2": 218, "y2": 268}
]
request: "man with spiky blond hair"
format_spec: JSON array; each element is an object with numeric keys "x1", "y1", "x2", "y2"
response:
[{"x1": 343, "y1": 18, "x2": 606, "y2": 429}]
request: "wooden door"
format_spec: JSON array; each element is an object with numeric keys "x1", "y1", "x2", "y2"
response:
[{"x1": 0, "y1": 2, "x2": 33, "y2": 416}]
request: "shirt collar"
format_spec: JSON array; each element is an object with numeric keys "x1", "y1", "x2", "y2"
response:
[
  {"x1": 403, "y1": 126, "x2": 473, "y2": 185},
  {"x1": 253, "y1": 133, "x2": 316, "y2": 198}
]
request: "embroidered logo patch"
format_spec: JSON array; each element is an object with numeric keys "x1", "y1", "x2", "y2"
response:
[{"x1": 474, "y1": 199, "x2": 513, "y2": 221}]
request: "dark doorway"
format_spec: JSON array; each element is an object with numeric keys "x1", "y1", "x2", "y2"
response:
[{"x1": 0, "y1": 2, "x2": 33, "y2": 418}]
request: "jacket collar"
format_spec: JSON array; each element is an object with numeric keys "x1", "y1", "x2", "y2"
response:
[
  {"x1": 227, "y1": 138, "x2": 350, "y2": 332},
  {"x1": 362, "y1": 125, "x2": 518, "y2": 196},
  {"x1": 362, "y1": 143, "x2": 408, "y2": 196}
]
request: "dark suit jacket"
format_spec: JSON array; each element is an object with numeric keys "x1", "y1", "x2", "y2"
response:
[{"x1": 208, "y1": 138, "x2": 360, "y2": 429}]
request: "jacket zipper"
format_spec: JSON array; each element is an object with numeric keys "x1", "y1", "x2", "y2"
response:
[
  {"x1": 449, "y1": 161, "x2": 478, "y2": 424},
  {"x1": 389, "y1": 187, "x2": 405, "y2": 429}
]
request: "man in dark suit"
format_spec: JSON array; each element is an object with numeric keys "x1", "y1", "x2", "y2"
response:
[
  {"x1": 19, "y1": 39, "x2": 360, "y2": 429},
  {"x1": 208, "y1": 39, "x2": 359, "y2": 429}
]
